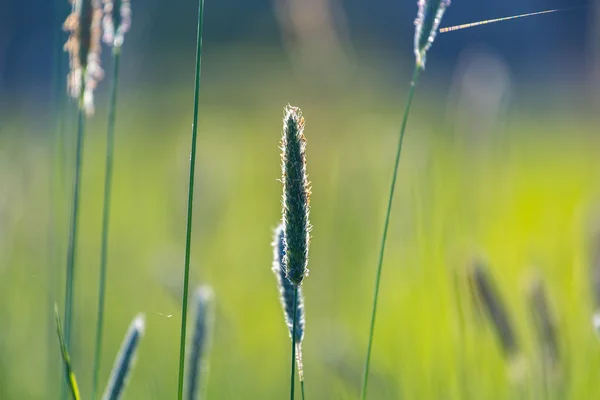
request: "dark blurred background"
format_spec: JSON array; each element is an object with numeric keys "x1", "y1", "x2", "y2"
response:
[{"x1": 0, "y1": 0, "x2": 596, "y2": 108}]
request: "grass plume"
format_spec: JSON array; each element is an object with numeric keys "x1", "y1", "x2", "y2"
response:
[
  {"x1": 177, "y1": 0, "x2": 206, "y2": 399},
  {"x1": 101, "y1": 314, "x2": 145, "y2": 400},
  {"x1": 64, "y1": 0, "x2": 103, "y2": 115},
  {"x1": 414, "y1": 0, "x2": 451, "y2": 69},
  {"x1": 361, "y1": 1, "x2": 450, "y2": 398},
  {"x1": 91, "y1": 1, "x2": 131, "y2": 398},
  {"x1": 185, "y1": 286, "x2": 215, "y2": 400}
]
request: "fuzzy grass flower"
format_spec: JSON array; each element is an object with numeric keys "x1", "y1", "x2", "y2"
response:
[
  {"x1": 280, "y1": 105, "x2": 312, "y2": 286},
  {"x1": 64, "y1": 0, "x2": 104, "y2": 115}
]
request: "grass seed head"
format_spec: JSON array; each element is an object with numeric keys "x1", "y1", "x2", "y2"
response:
[
  {"x1": 280, "y1": 105, "x2": 312, "y2": 286},
  {"x1": 469, "y1": 261, "x2": 520, "y2": 359},
  {"x1": 272, "y1": 224, "x2": 305, "y2": 344},
  {"x1": 185, "y1": 286, "x2": 215, "y2": 400},
  {"x1": 414, "y1": 0, "x2": 451, "y2": 69},
  {"x1": 528, "y1": 276, "x2": 560, "y2": 372},
  {"x1": 102, "y1": 314, "x2": 145, "y2": 400},
  {"x1": 64, "y1": 0, "x2": 104, "y2": 115},
  {"x1": 272, "y1": 224, "x2": 306, "y2": 380},
  {"x1": 102, "y1": 0, "x2": 132, "y2": 47}
]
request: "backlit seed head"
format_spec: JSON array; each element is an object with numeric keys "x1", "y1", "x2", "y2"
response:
[
  {"x1": 64, "y1": 0, "x2": 104, "y2": 115},
  {"x1": 102, "y1": 0, "x2": 132, "y2": 47},
  {"x1": 272, "y1": 224, "x2": 305, "y2": 379},
  {"x1": 414, "y1": 0, "x2": 451, "y2": 69},
  {"x1": 102, "y1": 314, "x2": 145, "y2": 400},
  {"x1": 280, "y1": 105, "x2": 312, "y2": 285},
  {"x1": 272, "y1": 224, "x2": 305, "y2": 344}
]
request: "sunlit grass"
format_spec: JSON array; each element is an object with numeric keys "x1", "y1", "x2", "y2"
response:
[{"x1": 0, "y1": 76, "x2": 599, "y2": 398}]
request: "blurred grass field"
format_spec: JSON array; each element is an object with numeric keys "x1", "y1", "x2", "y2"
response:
[{"x1": 1, "y1": 47, "x2": 600, "y2": 399}]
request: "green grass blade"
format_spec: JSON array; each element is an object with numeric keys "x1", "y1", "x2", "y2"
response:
[
  {"x1": 55, "y1": 305, "x2": 82, "y2": 400},
  {"x1": 51, "y1": 1, "x2": 69, "y2": 396},
  {"x1": 360, "y1": 65, "x2": 421, "y2": 400},
  {"x1": 91, "y1": 47, "x2": 122, "y2": 400},
  {"x1": 177, "y1": 0, "x2": 206, "y2": 399}
]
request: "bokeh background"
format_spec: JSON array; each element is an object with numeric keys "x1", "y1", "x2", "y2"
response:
[{"x1": 1, "y1": 0, "x2": 600, "y2": 398}]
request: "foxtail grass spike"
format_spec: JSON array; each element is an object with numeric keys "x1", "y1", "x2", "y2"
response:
[
  {"x1": 414, "y1": 0, "x2": 451, "y2": 69},
  {"x1": 185, "y1": 286, "x2": 215, "y2": 400},
  {"x1": 528, "y1": 276, "x2": 560, "y2": 370},
  {"x1": 273, "y1": 224, "x2": 306, "y2": 383},
  {"x1": 177, "y1": 0, "x2": 206, "y2": 398},
  {"x1": 102, "y1": 314, "x2": 145, "y2": 400},
  {"x1": 64, "y1": 0, "x2": 103, "y2": 115},
  {"x1": 469, "y1": 262, "x2": 519, "y2": 358},
  {"x1": 102, "y1": 0, "x2": 131, "y2": 47},
  {"x1": 54, "y1": 305, "x2": 82, "y2": 400},
  {"x1": 280, "y1": 105, "x2": 312, "y2": 286}
]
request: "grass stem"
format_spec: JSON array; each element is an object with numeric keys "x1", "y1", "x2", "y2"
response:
[
  {"x1": 51, "y1": 1, "x2": 68, "y2": 397},
  {"x1": 360, "y1": 65, "x2": 421, "y2": 400},
  {"x1": 177, "y1": 0, "x2": 205, "y2": 398},
  {"x1": 61, "y1": 92, "x2": 87, "y2": 400},
  {"x1": 91, "y1": 47, "x2": 122, "y2": 400},
  {"x1": 290, "y1": 287, "x2": 298, "y2": 400}
]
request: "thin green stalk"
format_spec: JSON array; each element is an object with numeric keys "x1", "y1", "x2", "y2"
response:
[
  {"x1": 51, "y1": 1, "x2": 68, "y2": 397},
  {"x1": 300, "y1": 380, "x2": 305, "y2": 400},
  {"x1": 91, "y1": 47, "x2": 122, "y2": 400},
  {"x1": 290, "y1": 287, "x2": 298, "y2": 400},
  {"x1": 177, "y1": 0, "x2": 205, "y2": 398},
  {"x1": 360, "y1": 65, "x2": 421, "y2": 400},
  {"x1": 61, "y1": 93, "x2": 86, "y2": 400}
]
